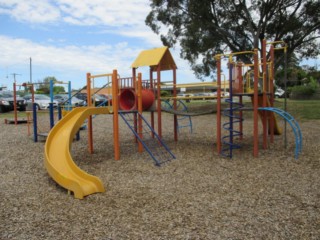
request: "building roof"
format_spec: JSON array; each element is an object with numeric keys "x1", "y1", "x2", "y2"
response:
[{"x1": 131, "y1": 47, "x2": 177, "y2": 71}]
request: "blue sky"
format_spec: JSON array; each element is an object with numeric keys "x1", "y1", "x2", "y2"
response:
[
  {"x1": 0, "y1": 0, "x2": 196, "y2": 91},
  {"x1": 0, "y1": 1, "x2": 318, "y2": 92}
]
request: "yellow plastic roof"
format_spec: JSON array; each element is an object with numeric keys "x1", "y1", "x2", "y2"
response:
[{"x1": 131, "y1": 47, "x2": 177, "y2": 71}]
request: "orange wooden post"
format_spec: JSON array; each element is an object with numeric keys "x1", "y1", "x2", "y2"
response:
[
  {"x1": 132, "y1": 68, "x2": 138, "y2": 143},
  {"x1": 27, "y1": 111, "x2": 31, "y2": 136},
  {"x1": 137, "y1": 73, "x2": 143, "y2": 153},
  {"x1": 156, "y1": 64, "x2": 162, "y2": 138},
  {"x1": 112, "y1": 69, "x2": 120, "y2": 160},
  {"x1": 86, "y1": 73, "x2": 94, "y2": 154},
  {"x1": 149, "y1": 67, "x2": 155, "y2": 138},
  {"x1": 253, "y1": 49, "x2": 259, "y2": 157},
  {"x1": 262, "y1": 39, "x2": 268, "y2": 149},
  {"x1": 216, "y1": 55, "x2": 222, "y2": 154}
]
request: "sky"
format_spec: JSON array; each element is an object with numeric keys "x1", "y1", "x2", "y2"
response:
[
  {"x1": 0, "y1": 1, "x2": 318, "y2": 92},
  {"x1": 0, "y1": 0, "x2": 197, "y2": 91}
]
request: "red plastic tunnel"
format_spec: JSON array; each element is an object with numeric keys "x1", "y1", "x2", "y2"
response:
[{"x1": 119, "y1": 88, "x2": 155, "y2": 111}]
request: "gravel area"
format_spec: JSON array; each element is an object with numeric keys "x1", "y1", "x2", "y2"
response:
[{"x1": 1, "y1": 110, "x2": 319, "y2": 239}]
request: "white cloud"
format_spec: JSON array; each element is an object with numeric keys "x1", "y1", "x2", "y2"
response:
[
  {"x1": 57, "y1": 0, "x2": 149, "y2": 27},
  {"x1": 0, "y1": 0, "x2": 150, "y2": 27},
  {"x1": 0, "y1": 35, "x2": 143, "y2": 87},
  {"x1": 0, "y1": 1, "x2": 199, "y2": 87},
  {"x1": 0, "y1": 0, "x2": 60, "y2": 23},
  {"x1": 0, "y1": 0, "x2": 159, "y2": 42}
]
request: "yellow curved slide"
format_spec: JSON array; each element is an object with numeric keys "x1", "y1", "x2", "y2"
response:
[{"x1": 44, "y1": 107, "x2": 110, "y2": 199}]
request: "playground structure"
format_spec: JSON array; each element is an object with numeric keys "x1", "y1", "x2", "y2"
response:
[
  {"x1": 215, "y1": 40, "x2": 302, "y2": 159},
  {"x1": 24, "y1": 80, "x2": 72, "y2": 142},
  {"x1": 44, "y1": 45, "x2": 302, "y2": 199}
]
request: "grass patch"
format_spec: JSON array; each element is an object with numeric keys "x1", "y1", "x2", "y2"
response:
[
  {"x1": 276, "y1": 99, "x2": 320, "y2": 120},
  {"x1": 0, "y1": 111, "x2": 49, "y2": 119},
  {"x1": 183, "y1": 98, "x2": 320, "y2": 120}
]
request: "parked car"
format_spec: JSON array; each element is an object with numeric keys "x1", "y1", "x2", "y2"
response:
[
  {"x1": 97, "y1": 94, "x2": 112, "y2": 105},
  {"x1": 23, "y1": 94, "x2": 59, "y2": 110},
  {"x1": 193, "y1": 92, "x2": 210, "y2": 100},
  {"x1": 275, "y1": 88, "x2": 285, "y2": 98},
  {"x1": 0, "y1": 91, "x2": 27, "y2": 113},
  {"x1": 53, "y1": 94, "x2": 86, "y2": 107},
  {"x1": 74, "y1": 93, "x2": 87, "y2": 102},
  {"x1": 211, "y1": 91, "x2": 230, "y2": 97},
  {"x1": 74, "y1": 93, "x2": 108, "y2": 106}
]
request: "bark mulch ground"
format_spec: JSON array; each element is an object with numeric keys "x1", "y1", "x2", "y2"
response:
[{"x1": 1, "y1": 111, "x2": 319, "y2": 239}]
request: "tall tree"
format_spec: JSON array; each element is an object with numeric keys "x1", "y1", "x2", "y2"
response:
[{"x1": 146, "y1": 0, "x2": 320, "y2": 79}]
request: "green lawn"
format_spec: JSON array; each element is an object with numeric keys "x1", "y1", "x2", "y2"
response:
[
  {"x1": 0, "y1": 110, "x2": 48, "y2": 119},
  {"x1": 183, "y1": 98, "x2": 320, "y2": 120},
  {"x1": 274, "y1": 99, "x2": 320, "y2": 120}
]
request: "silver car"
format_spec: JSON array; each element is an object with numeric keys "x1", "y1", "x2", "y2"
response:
[
  {"x1": 24, "y1": 94, "x2": 59, "y2": 110},
  {"x1": 54, "y1": 94, "x2": 86, "y2": 107}
]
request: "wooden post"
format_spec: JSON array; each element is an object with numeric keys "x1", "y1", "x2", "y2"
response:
[
  {"x1": 86, "y1": 73, "x2": 93, "y2": 154},
  {"x1": 262, "y1": 39, "x2": 268, "y2": 149},
  {"x1": 112, "y1": 69, "x2": 120, "y2": 160},
  {"x1": 157, "y1": 64, "x2": 162, "y2": 138},
  {"x1": 137, "y1": 73, "x2": 143, "y2": 153},
  {"x1": 150, "y1": 67, "x2": 155, "y2": 138}
]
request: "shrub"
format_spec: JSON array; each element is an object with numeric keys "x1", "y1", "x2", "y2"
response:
[
  {"x1": 160, "y1": 90, "x2": 171, "y2": 97},
  {"x1": 291, "y1": 77, "x2": 318, "y2": 96}
]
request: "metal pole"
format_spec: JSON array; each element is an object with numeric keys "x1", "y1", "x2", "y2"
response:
[
  {"x1": 13, "y1": 82, "x2": 18, "y2": 125},
  {"x1": 49, "y1": 80, "x2": 54, "y2": 129},
  {"x1": 33, "y1": 103, "x2": 38, "y2": 142},
  {"x1": 284, "y1": 47, "x2": 288, "y2": 148},
  {"x1": 229, "y1": 61, "x2": 234, "y2": 158},
  {"x1": 30, "y1": 57, "x2": 32, "y2": 83}
]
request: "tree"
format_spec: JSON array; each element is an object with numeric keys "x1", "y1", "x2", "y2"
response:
[
  {"x1": 36, "y1": 76, "x2": 65, "y2": 94},
  {"x1": 146, "y1": 0, "x2": 320, "y2": 79}
]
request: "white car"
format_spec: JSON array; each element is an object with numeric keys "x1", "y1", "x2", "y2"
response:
[
  {"x1": 24, "y1": 94, "x2": 59, "y2": 110},
  {"x1": 275, "y1": 88, "x2": 285, "y2": 98}
]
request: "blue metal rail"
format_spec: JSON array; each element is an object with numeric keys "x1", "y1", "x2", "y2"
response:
[
  {"x1": 119, "y1": 111, "x2": 175, "y2": 166},
  {"x1": 258, "y1": 107, "x2": 302, "y2": 159}
]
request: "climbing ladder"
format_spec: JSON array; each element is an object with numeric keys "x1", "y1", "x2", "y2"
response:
[
  {"x1": 258, "y1": 107, "x2": 302, "y2": 159},
  {"x1": 119, "y1": 111, "x2": 176, "y2": 166}
]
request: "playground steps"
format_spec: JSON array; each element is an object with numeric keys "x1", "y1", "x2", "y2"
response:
[
  {"x1": 258, "y1": 107, "x2": 302, "y2": 159},
  {"x1": 119, "y1": 111, "x2": 175, "y2": 166}
]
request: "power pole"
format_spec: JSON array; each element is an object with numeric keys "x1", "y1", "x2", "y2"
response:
[{"x1": 11, "y1": 73, "x2": 21, "y2": 83}]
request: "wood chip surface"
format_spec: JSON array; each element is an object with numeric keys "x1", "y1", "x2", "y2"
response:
[{"x1": 1, "y1": 111, "x2": 319, "y2": 239}]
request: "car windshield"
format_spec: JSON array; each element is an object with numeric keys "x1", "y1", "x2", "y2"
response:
[
  {"x1": 93, "y1": 94, "x2": 105, "y2": 100},
  {"x1": 0, "y1": 92, "x2": 14, "y2": 98}
]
